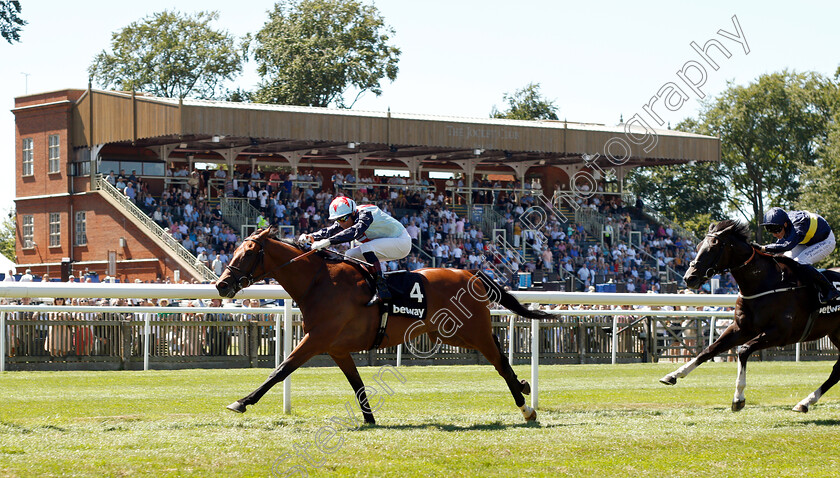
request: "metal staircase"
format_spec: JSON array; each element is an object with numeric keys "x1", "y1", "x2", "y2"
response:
[{"x1": 95, "y1": 176, "x2": 218, "y2": 282}]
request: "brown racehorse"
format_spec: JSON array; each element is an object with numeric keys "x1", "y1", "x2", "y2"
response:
[
  {"x1": 660, "y1": 220, "x2": 840, "y2": 412},
  {"x1": 215, "y1": 227, "x2": 552, "y2": 423}
]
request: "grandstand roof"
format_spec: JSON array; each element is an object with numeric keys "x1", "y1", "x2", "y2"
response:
[{"x1": 62, "y1": 88, "x2": 719, "y2": 169}]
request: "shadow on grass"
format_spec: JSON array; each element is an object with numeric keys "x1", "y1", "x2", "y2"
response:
[
  {"x1": 792, "y1": 419, "x2": 840, "y2": 426},
  {"x1": 366, "y1": 420, "x2": 562, "y2": 432}
]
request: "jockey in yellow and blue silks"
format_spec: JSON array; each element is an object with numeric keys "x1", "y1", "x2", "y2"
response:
[
  {"x1": 300, "y1": 196, "x2": 411, "y2": 306},
  {"x1": 758, "y1": 207, "x2": 840, "y2": 304}
]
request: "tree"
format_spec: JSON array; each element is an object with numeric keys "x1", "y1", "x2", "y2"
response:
[
  {"x1": 0, "y1": 0, "x2": 25, "y2": 44},
  {"x1": 251, "y1": 0, "x2": 400, "y2": 108},
  {"x1": 491, "y1": 83, "x2": 559, "y2": 120},
  {"x1": 0, "y1": 209, "x2": 15, "y2": 261},
  {"x1": 798, "y1": 113, "x2": 840, "y2": 267},
  {"x1": 681, "y1": 71, "x2": 838, "y2": 239},
  {"x1": 89, "y1": 10, "x2": 244, "y2": 100}
]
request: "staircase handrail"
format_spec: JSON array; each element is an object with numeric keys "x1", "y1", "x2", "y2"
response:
[
  {"x1": 220, "y1": 197, "x2": 262, "y2": 233},
  {"x1": 621, "y1": 191, "x2": 700, "y2": 245},
  {"x1": 95, "y1": 176, "x2": 218, "y2": 282}
]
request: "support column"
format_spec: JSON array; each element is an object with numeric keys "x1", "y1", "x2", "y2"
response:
[
  {"x1": 280, "y1": 151, "x2": 307, "y2": 176},
  {"x1": 451, "y1": 157, "x2": 482, "y2": 216}
]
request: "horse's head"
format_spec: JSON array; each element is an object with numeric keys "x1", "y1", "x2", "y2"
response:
[
  {"x1": 684, "y1": 220, "x2": 753, "y2": 290},
  {"x1": 216, "y1": 228, "x2": 273, "y2": 298}
]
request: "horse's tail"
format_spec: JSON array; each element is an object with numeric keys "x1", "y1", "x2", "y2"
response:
[{"x1": 474, "y1": 270, "x2": 553, "y2": 320}]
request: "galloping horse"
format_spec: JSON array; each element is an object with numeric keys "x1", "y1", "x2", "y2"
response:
[
  {"x1": 660, "y1": 220, "x2": 840, "y2": 412},
  {"x1": 216, "y1": 227, "x2": 552, "y2": 423}
]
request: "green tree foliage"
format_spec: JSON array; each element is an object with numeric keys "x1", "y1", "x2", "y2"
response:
[
  {"x1": 0, "y1": 0, "x2": 25, "y2": 44},
  {"x1": 798, "y1": 114, "x2": 840, "y2": 267},
  {"x1": 89, "y1": 10, "x2": 244, "y2": 100},
  {"x1": 675, "y1": 71, "x2": 837, "y2": 239},
  {"x1": 491, "y1": 83, "x2": 559, "y2": 120},
  {"x1": 251, "y1": 0, "x2": 400, "y2": 108},
  {"x1": 0, "y1": 209, "x2": 15, "y2": 261}
]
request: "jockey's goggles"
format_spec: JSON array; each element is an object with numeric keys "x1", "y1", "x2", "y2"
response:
[
  {"x1": 336, "y1": 214, "x2": 352, "y2": 222},
  {"x1": 764, "y1": 224, "x2": 783, "y2": 234}
]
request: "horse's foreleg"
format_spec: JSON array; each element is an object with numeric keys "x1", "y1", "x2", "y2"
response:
[
  {"x1": 731, "y1": 332, "x2": 778, "y2": 411},
  {"x1": 794, "y1": 335, "x2": 840, "y2": 413},
  {"x1": 331, "y1": 353, "x2": 376, "y2": 425},
  {"x1": 660, "y1": 324, "x2": 747, "y2": 386},
  {"x1": 228, "y1": 334, "x2": 324, "y2": 413}
]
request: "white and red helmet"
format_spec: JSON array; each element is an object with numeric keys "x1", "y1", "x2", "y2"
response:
[{"x1": 328, "y1": 196, "x2": 356, "y2": 220}]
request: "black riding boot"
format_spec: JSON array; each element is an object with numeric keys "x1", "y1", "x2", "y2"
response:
[
  {"x1": 364, "y1": 252, "x2": 391, "y2": 307},
  {"x1": 800, "y1": 263, "x2": 840, "y2": 304}
]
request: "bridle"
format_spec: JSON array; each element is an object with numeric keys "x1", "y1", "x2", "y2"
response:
[
  {"x1": 223, "y1": 237, "x2": 265, "y2": 290},
  {"x1": 688, "y1": 230, "x2": 756, "y2": 281}
]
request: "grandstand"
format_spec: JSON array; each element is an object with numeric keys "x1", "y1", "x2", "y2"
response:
[{"x1": 12, "y1": 88, "x2": 719, "y2": 290}]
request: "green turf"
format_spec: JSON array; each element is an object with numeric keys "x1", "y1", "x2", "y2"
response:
[{"x1": 2, "y1": 361, "x2": 840, "y2": 477}]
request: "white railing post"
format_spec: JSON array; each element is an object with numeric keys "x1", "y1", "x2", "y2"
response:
[
  {"x1": 143, "y1": 313, "x2": 151, "y2": 371},
  {"x1": 611, "y1": 315, "x2": 618, "y2": 365},
  {"x1": 283, "y1": 298, "x2": 293, "y2": 414},
  {"x1": 530, "y1": 318, "x2": 539, "y2": 410},
  {"x1": 274, "y1": 312, "x2": 282, "y2": 368},
  {"x1": 1, "y1": 312, "x2": 6, "y2": 372},
  {"x1": 396, "y1": 344, "x2": 402, "y2": 367},
  {"x1": 796, "y1": 342, "x2": 801, "y2": 362},
  {"x1": 508, "y1": 315, "x2": 515, "y2": 366}
]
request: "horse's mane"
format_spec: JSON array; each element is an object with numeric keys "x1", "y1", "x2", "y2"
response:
[
  {"x1": 275, "y1": 236, "x2": 307, "y2": 252},
  {"x1": 272, "y1": 234, "x2": 346, "y2": 264},
  {"x1": 711, "y1": 219, "x2": 751, "y2": 243}
]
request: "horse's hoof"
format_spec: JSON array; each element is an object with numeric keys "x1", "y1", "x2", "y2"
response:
[
  {"x1": 731, "y1": 400, "x2": 745, "y2": 412},
  {"x1": 659, "y1": 375, "x2": 677, "y2": 386},
  {"x1": 524, "y1": 409, "x2": 537, "y2": 422},
  {"x1": 521, "y1": 379, "x2": 531, "y2": 395},
  {"x1": 793, "y1": 404, "x2": 809, "y2": 413},
  {"x1": 226, "y1": 401, "x2": 247, "y2": 413}
]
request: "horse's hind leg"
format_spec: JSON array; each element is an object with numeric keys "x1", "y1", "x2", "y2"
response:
[
  {"x1": 794, "y1": 334, "x2": 840, "y2": 413},
  {"x1": 476, "y1": 333, "x2": 536, "y2": 422},
  {"x1": 331, "y1": 353, "x2": 376, "y2": 424},
  {"x1": 227, "y1": 334, "x2": 324, "y2": 413},
  {"x1": 660, "y1": 324, "x2": 748, "y2": 386}
]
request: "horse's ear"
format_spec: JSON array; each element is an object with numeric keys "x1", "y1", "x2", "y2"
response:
[
  {"x1": 268, "y1": 225, "x2": 279, "y2": 238},
  {"x1": 708, "y1": 223, "x2": 716, "y2": 233}
]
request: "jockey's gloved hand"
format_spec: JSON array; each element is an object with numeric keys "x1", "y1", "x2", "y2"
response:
[
  {"x1": 749, "y1": 242, "x2": 766, "y2": 253},
  {"x1": 312, "y1": 239, "x2": 331, "y2": 251},
  {"x1": 298, "y1": 234, "x2": 312, "y2": 245}
]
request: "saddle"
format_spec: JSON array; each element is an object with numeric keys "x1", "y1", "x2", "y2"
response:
[{"x1": 356, "y1": 266, "x2": 428, "y2": 350}]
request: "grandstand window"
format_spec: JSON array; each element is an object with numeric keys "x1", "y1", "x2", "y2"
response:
[
  {"x1": 99, "y1": 160, "x2": 164, "y2": 176},
  {"x1": 49, "y1": 213, "x2": 61, "y2": 247},
  {"x1": 48, "y1": 134, "x2": 60, "y2": 173},
  {"x1": 22, "y1": 215, "x2": 34, "y2": 248},
  {"x1": 374, "y1": 169, "x2": 409, "y2": 177},
  {"x1": 75, "y1": 211, "x2": 87, "y2": 246},
  {"x1": 22, "y1": 138, "x2": 33, "y2": 176},
  {"x1": 428, "y1": 171, "x2": 455, "y2": 180}
]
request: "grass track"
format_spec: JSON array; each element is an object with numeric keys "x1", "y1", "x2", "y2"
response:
[{"x1": 3, "y1": 361, "x2": 840, "y2": 477}]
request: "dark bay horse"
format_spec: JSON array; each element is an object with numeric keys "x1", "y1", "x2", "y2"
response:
[
  {"x1": 216, "y1": 227, "x2": 552, "y2": 423},
  {"x1": 660, "y1": 220, "x2": 840, "y2": 412}
]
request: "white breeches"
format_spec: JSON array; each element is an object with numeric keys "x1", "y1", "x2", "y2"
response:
[
  {"x1": 346, "y1": 230, "x2": 412, "y2": 262},
  {"x1": 785, "y1": 231, "x2": 836, "y2": 264}
]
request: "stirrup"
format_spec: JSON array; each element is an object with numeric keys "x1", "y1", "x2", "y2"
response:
[{"x1": 366, "y1": 292, "x2": 380, "y2": 307}]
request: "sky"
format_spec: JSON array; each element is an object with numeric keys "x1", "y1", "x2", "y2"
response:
[{"x1": 2, "y1": 0, "x2": 839, "y2": 215}]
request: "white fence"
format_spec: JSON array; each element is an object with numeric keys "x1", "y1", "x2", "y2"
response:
[{"x1": 0, "y1": 283, "x2": 802, "y2": 412}]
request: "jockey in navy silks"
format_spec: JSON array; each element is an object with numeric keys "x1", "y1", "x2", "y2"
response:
[
  {"x1": 301, "y1": 196, "x2": 411, "y2": 306},
  {"x1": 758, "y1": 207, "x2": 840, "y2": 304}
]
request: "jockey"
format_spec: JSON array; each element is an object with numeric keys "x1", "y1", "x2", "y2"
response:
[
  {"x1": 758, "y1": 207, "x2": 840, "y2": 304},
  {"x1": 300, "y1": 196, "x2": 411, "y2": 306}
]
